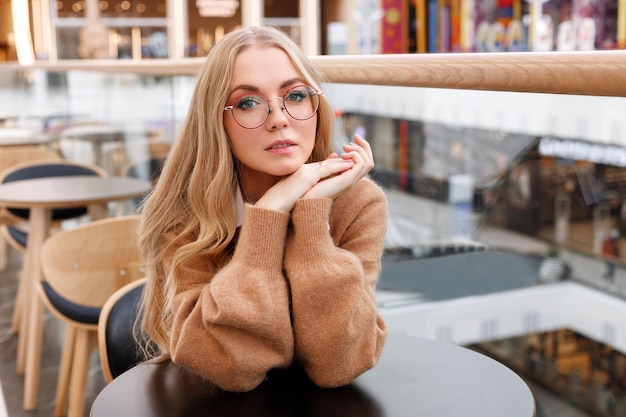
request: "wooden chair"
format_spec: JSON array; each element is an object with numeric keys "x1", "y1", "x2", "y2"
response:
[
  {"x1": 0, "y1": 159, "x2": 107, "y2": 335},
  {"x1": 98, "y1": 277, "x2": 152, "y2": 383},
  {"x1": 0, "y1": 147, "x2": 61, "y2": 270},
  {"x1": 39, "y1": 215, "x2": 144, "y2": 417}
]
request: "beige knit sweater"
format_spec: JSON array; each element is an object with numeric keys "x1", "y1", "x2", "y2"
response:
[{"x1": 166, "y1": 177, "x2": 388, "y2": 392}]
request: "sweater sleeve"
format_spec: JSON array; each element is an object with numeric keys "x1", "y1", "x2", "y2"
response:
[
  {"x1": 168, "y1": 205, "x2": 294, "y2": 392},
  {"x1": 283, "y1": 178, "x2": 388, "y2": 387}
]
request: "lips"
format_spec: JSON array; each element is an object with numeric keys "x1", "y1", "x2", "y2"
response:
[{"x1": 266, "y1": 139, "x2": 296, "y2": 150}]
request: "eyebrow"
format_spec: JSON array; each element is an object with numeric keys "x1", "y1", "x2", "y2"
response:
[{"x1": 229, "y1": 77, "x2": 304, "y2": 96}]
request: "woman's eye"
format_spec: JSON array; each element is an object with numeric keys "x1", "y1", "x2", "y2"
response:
[
  {"x1": 236, "y1": 96, "x2": 263, "y2": 110},
  {"x1": 285, "y1": 89, "x2": 308, "y2": 102}
]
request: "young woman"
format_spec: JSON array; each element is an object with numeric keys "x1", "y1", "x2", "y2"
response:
[{"x1": 138, "y1": 26, "x2": 388, "y2": 392}]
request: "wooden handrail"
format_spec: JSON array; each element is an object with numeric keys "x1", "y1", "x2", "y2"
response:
[
  {"x1": 313, "y1": 51, "x2": 626, "y2": 97},
  {"x1": 1, "y1": 50, "x2": 625, "y2": 97}
]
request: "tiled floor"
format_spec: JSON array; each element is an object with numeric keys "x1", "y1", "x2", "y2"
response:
[{"x1": 0, "y1": 243, "x2": 106, "y2": 417}]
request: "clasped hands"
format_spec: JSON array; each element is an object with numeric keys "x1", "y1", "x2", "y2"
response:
[{"x1": 256, "y1": 134, "x2": 374, "y2": 213}]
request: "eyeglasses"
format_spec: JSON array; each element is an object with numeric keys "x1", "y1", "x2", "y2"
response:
[{"x1": 224, "y1": 85, "x2": 323, "y2": 129}]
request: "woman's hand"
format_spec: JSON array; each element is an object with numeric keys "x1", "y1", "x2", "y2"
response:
[
  {"x1": 255, "y1": 134, "x2": 374, "y2": 212},
  {"x1": 303, "y1": 134, "x2": 374, "y2": 199}
]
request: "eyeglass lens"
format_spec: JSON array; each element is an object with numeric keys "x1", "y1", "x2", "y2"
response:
[{"x1": 230, "y1": 85, "x2": 320, "y2": 128}]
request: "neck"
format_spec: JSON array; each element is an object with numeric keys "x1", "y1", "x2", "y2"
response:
[{"x1": 238, "y1": 168, "x2": 280, "y2": 204}]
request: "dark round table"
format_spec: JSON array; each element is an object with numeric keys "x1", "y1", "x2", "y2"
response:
[{"x1": 90, "y1": 332, "x2": 535, "y2": 417}]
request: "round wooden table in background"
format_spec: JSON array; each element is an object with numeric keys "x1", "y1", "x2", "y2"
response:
[{"x1": 0, "y1": 127, "x2": 59, "y2": 147}]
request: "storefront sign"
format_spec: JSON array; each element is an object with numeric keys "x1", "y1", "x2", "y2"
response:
[
  {"x1": 539, "y1": 136, "x2": 626, "y2": 167},
  {"x1": 196, "y1": 0, "x2": 239, "y2": 17}
]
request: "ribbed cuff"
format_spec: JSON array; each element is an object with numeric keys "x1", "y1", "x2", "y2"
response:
[
  {"x1": 290, "y1": 198, "x2": 334, "y2": 258},
  {"x1": 231, "y1": 204, "x2": 290, "y2": 269}
]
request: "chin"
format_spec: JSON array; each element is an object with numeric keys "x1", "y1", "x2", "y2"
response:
[
  {"x1": 272, "y1": 167, "x2": 299, "y2": 177},
  {"x1": 270, "y1": 161, "x2": 306, "y2": 176}
]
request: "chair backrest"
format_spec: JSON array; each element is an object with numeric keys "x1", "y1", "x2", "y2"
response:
[
  {"x1": 0, "y1": 159, "x2": 107, "y2": 223},
  {"x1": 0, "y1": 148, "x2": 61, "y2": 224},
  {"x1": 0, "y1": 147, "x2": 61, "y2": 173},
  {"x1": 98, "y1": 277, "x2": 149, "y2": 383},
  {"x1": 39, "y1": 215, "x2": 144, "y2": 309},
  {"x1": 0, "y1": 158, "x2": 107, "y2": 184}
]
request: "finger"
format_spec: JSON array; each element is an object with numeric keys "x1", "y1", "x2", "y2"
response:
[
  {"x1": 340, "y1": 150, "x2": 364, "y2": 164},
  {"x1": 341, "y1": 142, "x2": 375, "y2": 175},
  {"x1": 354, "y1": 135, "x2": 374, "y2": 160},
  {"x1": 342, "y1": 144, "x2": 373, "y2": 167},
  {"x1": 344, "y1": 136, "x2": 372, "y2": 157},
  {"x1": 353, "y1": 133, "x2": 371, "y2": 149},
  {"x1": 353, "y1": 134, "x2": 373, "y2": 157},
  {"x1": 315, "y1": 157, "x2": 354, "y2": 172}
]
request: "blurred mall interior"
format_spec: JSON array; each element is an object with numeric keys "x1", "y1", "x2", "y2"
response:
[{"x1": 1, "y1": 1, "x2": 626, "y2": 416}]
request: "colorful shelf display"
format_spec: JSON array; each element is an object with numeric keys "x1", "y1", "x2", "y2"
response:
[{"x1": 371, "y1": 0, "x2": 624, "y2": 53}]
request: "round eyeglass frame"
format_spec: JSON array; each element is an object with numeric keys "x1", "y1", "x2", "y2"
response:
[{"x1": 223, "y1": 85, "x2": 324, "y2": 129}]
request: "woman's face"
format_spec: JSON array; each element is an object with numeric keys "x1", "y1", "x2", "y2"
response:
[{"x1": 224, "y1": 46, "x2": 318, "y2": 187}]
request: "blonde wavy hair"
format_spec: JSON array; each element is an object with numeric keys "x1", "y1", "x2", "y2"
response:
[{"x1": 137, "y1": 26, "x2": 336, "y2": 358}]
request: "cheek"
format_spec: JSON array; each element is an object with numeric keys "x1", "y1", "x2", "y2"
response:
[
  {"x1": 300, "y1": 118, "x2": 318, "y2": 145},
  {"x1": 224, "y1": 119, "x2": 248, "y2": 155}
]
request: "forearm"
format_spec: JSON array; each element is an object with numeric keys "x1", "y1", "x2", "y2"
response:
[
  {"x1": 168, "y1": 205, "x2": 295, "y2": 391},
  {"x1": 284, "y1": 189, "x2": 388, "y2": 386},
  {"x1": 287, "y1": 254, "x2": 387, "y2": 387}
]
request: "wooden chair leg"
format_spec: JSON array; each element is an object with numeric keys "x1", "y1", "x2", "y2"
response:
[
  {"x1": 11, "y1": 261, "x2": 25, "y2": 334},
  {"x1": 14, "y1": 257, "x2": 30, "y2": 374},
  {"x1": 0, "y1": 232, "x2": 6, "y2": 270},
  {"x1": 54, "y1": 325, "x2": 76, "y2": 417},
  {"x1": 67, "y1": 329, "x2": 93, "y2": 417}
]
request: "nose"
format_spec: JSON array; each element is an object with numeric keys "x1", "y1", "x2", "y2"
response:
[
  {"x1": 266, "y1": 97, "x2": 288, "y2": 128},
  {"x1": 267, "y1": 97, "x2": 285, "y2": 113}
]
